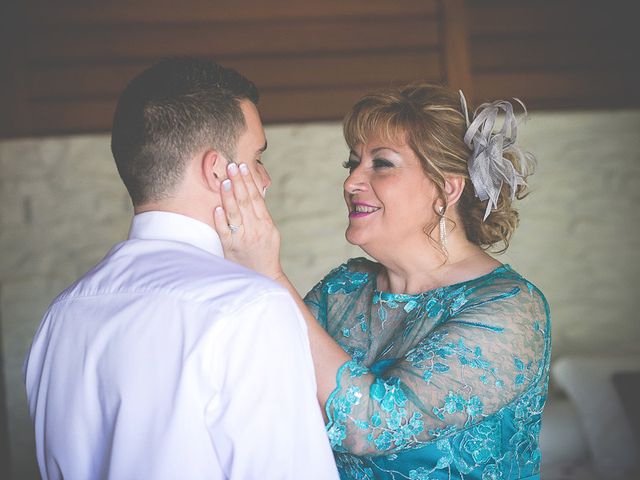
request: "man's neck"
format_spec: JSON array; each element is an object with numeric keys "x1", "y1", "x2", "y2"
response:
[{"x1": 134, "y1": 202, "x2": 216, "y2": 230}]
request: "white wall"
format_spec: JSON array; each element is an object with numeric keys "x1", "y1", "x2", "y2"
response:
[{"x1": 1, "y1": 110, "x2": 639, "y2": 478}]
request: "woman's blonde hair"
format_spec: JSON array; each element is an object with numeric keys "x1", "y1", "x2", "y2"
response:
[{"x1": 343, "y1": 83, "x2": 534, "y2": 252}]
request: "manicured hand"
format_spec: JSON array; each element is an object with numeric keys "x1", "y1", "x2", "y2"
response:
[{"x1": 213, "y1": 162, "x2": 284, "y2": 280}]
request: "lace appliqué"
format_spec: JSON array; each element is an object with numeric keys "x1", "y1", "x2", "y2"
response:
[{"x1": 306, "y1": 259, "x2": 551, "y2": 480}]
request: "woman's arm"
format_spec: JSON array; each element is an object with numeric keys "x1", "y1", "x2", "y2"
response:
[
  {"x1": 213, "y1": 162, "x2": 350, "y2": 413},
  {"x1": 273, "y1": 272, "x2": 351, "y2": 413},
  {"x1": 213, "y1": 163, "x2": 549, "y2": 457}
]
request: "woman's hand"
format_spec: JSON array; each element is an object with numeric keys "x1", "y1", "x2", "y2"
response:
[
  {"x1": 215, "y1": 164, "x2": 349, "y2": 413},
  {"x1": 214, "y1": 162, "x2": 284, "y2": 280}
]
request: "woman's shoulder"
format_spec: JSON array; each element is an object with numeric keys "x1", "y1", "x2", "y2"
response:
[
  {"x1": 312, "y1": 257, "x2": 377, "y2": 295},
  {"x1": 345, "y1": 256, "x2": 380, "y2": 273},
  {"x1": 321, "y1": 257, "x2": 378, "y2": 278},
  {"x1": 492, "y1": 265, "x2": 547, "y2": 303},
  {"x1": 461, "y1": 264, "x2": 550, "y2": 321}
]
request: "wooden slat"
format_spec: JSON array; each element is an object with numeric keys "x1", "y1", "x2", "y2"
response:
[
  {"x1": 32, "y1": 74, "x2": 638, "y2": 136},
  {"x1": 0, "y1": 2, "x2": 30, "y2": 137},
  {"x1": 471, "y1": 35, "x2": 638, "y2": 71},
  {"x1": 219, "y1": 51, "x2": 444, "y2": 89},
  {"x1": 441, "y1": 0, "x2": 473, "y2": 95},
  {"x1": 466, "y1": 0, "x2": 633, "y2": 37},
  {"x1": 511, "y1": 96, "x2": 640, "y2": 111},
  {"x1": 28, "y1": 17, "x2": 439, "y2": 62},
  {"x1": 29, "y1": 99, "x2": 118, "y2": 134},
  {"x1": 474, "y1": 71, "x2": 640, "y2": 107},
  {"x1": 29, "y1": 50, "x2": 443, "y2": 99},
  {"x1": 28, "y1": 80, "x2": 425, "y2": 134},
  {"x1": 261, "y1": 87, "x2": 379, "y2": 123},
  {"x1": 26, "y1": 0, "x2": 439, "y2": 25},
  {"x1": 28, "y1": 64, "x2": 142, "y2": 100}
]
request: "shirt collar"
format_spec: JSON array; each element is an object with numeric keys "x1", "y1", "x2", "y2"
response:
[{"x1": 128, "y1": 211, "x2": 224, "y2": 257}]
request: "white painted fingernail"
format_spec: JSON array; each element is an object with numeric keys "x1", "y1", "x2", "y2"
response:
[
  {"x1": 239, "y1": 164, "x2": 249, "y2": 176},
  {"x1": 222, "y1": 179, "x2": 231, "y2": 191},
  {"x1": 227, "y1": 163, "x2": 239, "y2": 176}
]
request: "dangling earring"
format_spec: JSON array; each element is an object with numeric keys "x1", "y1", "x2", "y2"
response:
[{"x1": 439, "y1": 206, "x2": 447, "y2": 250}]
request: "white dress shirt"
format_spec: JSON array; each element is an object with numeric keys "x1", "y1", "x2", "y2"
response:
[{"x1": 24, "y1": 211, "x2": 338, "y2": 480}]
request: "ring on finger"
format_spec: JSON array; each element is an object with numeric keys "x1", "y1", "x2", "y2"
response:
[{"x1": 228, "y1": 223, "x2": 242, "y2": 234}]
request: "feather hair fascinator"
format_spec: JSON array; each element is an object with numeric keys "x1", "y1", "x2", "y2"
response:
[{"x1": 459, "y1": 91, "x2": 536, "y2": 220}]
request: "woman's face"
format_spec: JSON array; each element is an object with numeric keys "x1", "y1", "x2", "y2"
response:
[{"x1": 343, "y1": 135, "x2": 439, "y2": 254}]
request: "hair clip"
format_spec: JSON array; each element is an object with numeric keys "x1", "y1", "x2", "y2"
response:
[{"x1": 459, "y1": 91, "x2": 535, "y2": 220}]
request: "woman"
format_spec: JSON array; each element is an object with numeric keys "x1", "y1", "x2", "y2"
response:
[{"x1": 214, "y1": 84, "x2": 551, "y2": 480}]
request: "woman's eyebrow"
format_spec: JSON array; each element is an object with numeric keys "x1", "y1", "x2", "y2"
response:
[{"x1": 370, "y1": 147, "x2": 400, "y2": 155}]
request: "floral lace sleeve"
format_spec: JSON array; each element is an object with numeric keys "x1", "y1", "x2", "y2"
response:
[
  {"x1": 305, "y1": 276, "x2": 327, "y2": 329},
  {"x1": 321, "y1": 279, "x2": 549, "y2": 457}
]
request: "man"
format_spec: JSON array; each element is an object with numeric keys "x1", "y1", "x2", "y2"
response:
[{"x1": 24, "y1": 57, "x2": 338, "y2": 480}]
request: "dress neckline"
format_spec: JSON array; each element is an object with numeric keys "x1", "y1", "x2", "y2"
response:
[{"x1": 373, "y1": 264, "x2": 512, "y2": 301}]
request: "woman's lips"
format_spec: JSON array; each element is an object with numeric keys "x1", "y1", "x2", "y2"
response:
[{"x1": 349, "y1": 202, "x2": 381, "y2": 218}]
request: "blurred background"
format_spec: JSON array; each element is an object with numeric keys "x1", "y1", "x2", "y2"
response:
[{"x1": 1, "y1": 1, "x2": 639, "y2": 478}]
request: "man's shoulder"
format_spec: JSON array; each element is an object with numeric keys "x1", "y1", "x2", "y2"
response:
[{"x1": 53, "y1": 239, "x2": 287, "y2": 309}]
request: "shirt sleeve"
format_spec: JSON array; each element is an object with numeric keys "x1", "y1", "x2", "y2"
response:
[
  {"x1": 207, "y1": 289, "x2": 339, "y2": 480},
  {"x1": 322, "y1": 283, "x2": 550, "y2": 457}
]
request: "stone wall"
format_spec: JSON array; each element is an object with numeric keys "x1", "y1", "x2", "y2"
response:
[{"x1": 1, "y1": 110, "x2": 639, "y2": 478}]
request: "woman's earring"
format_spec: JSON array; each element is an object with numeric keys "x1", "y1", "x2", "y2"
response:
[{"x1": 439, "y1": 206, "x2": 447, "y2": 249}]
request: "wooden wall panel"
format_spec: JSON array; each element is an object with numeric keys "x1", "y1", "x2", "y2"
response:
[
  {"x1": 475, "y1": 71, "x2": 639, "y2": 109},
  {"x1": 30, "y1": 51, "x2": 442, "y2": 98},
  {"x1": 441, "y1": 0, "x2": 473, "y2": 96},
  {"x1": 3, "y1": 0, "x2": 443, "y2": 136},
  {"x1": 26, "y1": 48, "x2": 444, "y2": 132},
  {"x1": 472, "y1": 36, "x2": 637, "y2": 71},
  {"x1": 1, "y1": 2, "x2": 29, "y2": 138},
  {"x1": 26, "y1": 0, "x2": 438, "y2": 24},
  {"x1": 27, "y1": 19, "x2": 439, "y2": 62},
  {"x1": 466, "y1": 0, "x2": 640, "y2": 108},
  {"x1": 29, "y1": 100, "x2": 116, "y2": 134},
  {"x1": 261, "y1": 88, "x2": 380, "y2": 123},
  {"x1": 2, "y1": 0, "x2": 639, "y2": 137},
  {"x1": 467, "y1": 1, "x2": 629, "y2": 36}
]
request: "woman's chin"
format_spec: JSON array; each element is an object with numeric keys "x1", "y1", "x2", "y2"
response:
[
  {"x1": 345, "y1": 229, "x2": 362, "y2": 246},
  {"x1": 345, "y1": 228, "x2": 372, "y2": 248}
]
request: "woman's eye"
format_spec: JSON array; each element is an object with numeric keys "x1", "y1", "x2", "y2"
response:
[
  {"x1": 373, "y1": 158, "x2": 393, "y2": 169},
  {"x1": 342, "y1": 159, "x2": 358, "y2": 172}
]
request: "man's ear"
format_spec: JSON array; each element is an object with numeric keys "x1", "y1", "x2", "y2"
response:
[
  {"x1": 444, "y1": 175, "x2": 466, "y2": 207},
  {"x1": 201, "y1": 149, "x2": 227, "y2": 192}
]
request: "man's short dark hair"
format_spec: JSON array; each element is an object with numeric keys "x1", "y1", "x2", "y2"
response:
[{"x1": 111, "y1": 57, "x2": 259, "y2": 206}]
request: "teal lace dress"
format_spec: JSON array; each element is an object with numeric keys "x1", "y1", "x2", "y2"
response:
[{"x1": 304, "y1": 258, "x2": 551, "y2": 480}]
